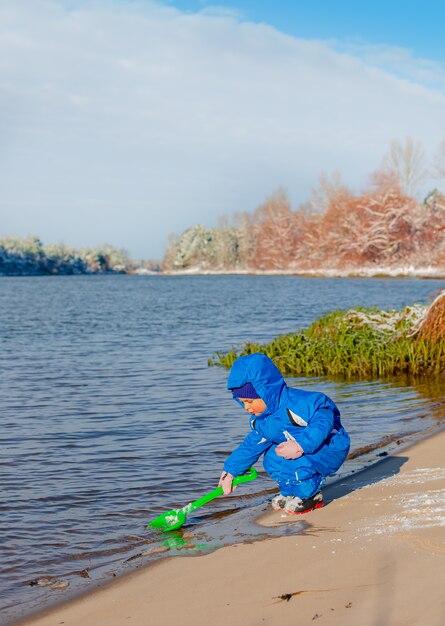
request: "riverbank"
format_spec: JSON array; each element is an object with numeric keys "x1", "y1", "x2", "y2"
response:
[
  {"x1": 211, "y1": 291, "x2": 445, "y2": 379},
  {"x1": 14, "y1": 428, "x2": 445, "y2": 626},
  {"x1": 164, "y1": 265, "x2": 445, "y2": 278}
]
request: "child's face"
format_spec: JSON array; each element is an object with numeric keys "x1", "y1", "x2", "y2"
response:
[{"x1": 238, "y1": 397, "x2": 267, "y2": 416}]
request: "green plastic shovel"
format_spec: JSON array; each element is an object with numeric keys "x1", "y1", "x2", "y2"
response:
[{"x1": 148, "y1": 467, "x2": 258, "y2": 532}]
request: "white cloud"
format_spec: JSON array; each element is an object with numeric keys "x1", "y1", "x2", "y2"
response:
[
  {"x1": 1, "y1": 0, "x2": 445, "y2": 258},
  {"x1": 338, "y1": 41, "x2": 445, "y2": 89}
]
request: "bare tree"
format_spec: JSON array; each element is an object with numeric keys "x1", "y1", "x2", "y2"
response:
[
  {"x1": 302, "y1": 178, "x2": 354, "y2": 267},
  {"x1": 381, "y1": 137, "x2": 427, "y2": 197},
  {"x1": 232, "y1": 210, "x2": 256, "y2": 268},
  {"x1": 432, "y1": 138, "x2": 445, "y2": 180},
  {"x1": 308, "y1": 171, "x2": 348, "y2": 213},
  {"x1": 250, "y1": 189, "x2": 299, "y2": 270}
]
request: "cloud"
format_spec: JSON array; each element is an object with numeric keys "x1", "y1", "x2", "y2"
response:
[
  {"x1": 337, "y1": 41, "x2": 445, "y2": 90},
  {"x1": 1, "y1": 0, "x2": 444, "y2": 258}
]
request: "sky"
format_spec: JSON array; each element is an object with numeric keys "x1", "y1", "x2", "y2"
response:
[{"x1": 1, "y1": 1, "x2": 445, "y2": 260}]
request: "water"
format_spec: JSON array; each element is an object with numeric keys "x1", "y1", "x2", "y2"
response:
[{"x1": 1, "y1": 275, "x2": 444, "y2": 623}]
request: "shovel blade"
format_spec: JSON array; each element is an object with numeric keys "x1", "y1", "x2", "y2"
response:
[{"x1": 148, "y1": 509, "x2": 187, "y2": 532}]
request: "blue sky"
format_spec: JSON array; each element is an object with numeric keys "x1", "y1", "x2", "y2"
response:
[
  {"x1": 166, "y1": 0, "x2": 445, "y2": 63},
  {"x1": 1, "y1": 0, "x2": 444, "y2": 259}
]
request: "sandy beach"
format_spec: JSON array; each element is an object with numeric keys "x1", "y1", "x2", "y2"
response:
[{"x1": 15, "y1": 429, "x2": 445, "y2": 626}]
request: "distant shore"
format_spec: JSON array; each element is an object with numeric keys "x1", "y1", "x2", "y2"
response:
[
  {"x1": 13, "y1": 427, "x2": 445, "y2": 626},
  {"x1": 4, "y1": 266, "x2": 444, "y2": 278},
  {"x1": 2, "y1": 235, "x2": 445, "y2": 278},
  {"x1": 163, "y1": 265, "x2": 445, "y2": 279},
  {"x1": 0, "y1": 237, "x2": 161, "y2": 276}
]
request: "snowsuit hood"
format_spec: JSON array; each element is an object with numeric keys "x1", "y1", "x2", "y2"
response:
[{"x1": 227, "y1": 353, "x2": 285, "y2": 415}]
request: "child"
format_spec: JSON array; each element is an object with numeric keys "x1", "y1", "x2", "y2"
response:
[{"x1": 218, "y1": 353, "x2": 350, "y2": 514}]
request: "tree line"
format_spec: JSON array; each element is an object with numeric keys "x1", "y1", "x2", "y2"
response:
[
  {"x1": 0, "y1": 237, "x2": 160, "y2": 275},
  {"x1": 163, "y1": 138, "x2": 445, "y2": 273}
]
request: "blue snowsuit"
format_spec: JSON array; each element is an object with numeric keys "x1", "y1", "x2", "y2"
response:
[{"x1": 223, "y1": 354, "x2": 350, "y2": 499}]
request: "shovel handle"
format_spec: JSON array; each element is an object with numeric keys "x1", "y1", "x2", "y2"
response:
[
  {"x1": 232, "y1": 467, "x2": 258, "y2": 485},
  {"x1": 184, "y1": 467, "x2": 258, "y2": 514}
]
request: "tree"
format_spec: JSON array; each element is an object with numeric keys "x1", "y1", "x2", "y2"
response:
[
  {"x1": 381, "y1": 137, "x2": 427, "y2": 197},
  {"x1": 250, "y1": 189, "x2": 299, "y2": 270},
  {"x1": 308, "y1": 171, "x2": 348, "y2": 214},
  {"x1": 432, "y1": 138, "x2": 445, "y2": 181},
  {"x1": 302, "y1": 178, "x2": 354, "y2": 268}
]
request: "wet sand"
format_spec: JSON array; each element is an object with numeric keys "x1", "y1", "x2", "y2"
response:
[{"x1": 15, "y1": 429, "x2": 445, "y2": 626}]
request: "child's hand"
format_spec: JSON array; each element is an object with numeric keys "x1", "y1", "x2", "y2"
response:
[
  {"x1": 276, "y1": 441, "x2": 304, "y2": 459},
  {"x1": 218, "y1": 471, "x2": 237, "y2": 495}
]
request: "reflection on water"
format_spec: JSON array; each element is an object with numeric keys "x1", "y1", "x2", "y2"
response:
[{"x1": 0, "y1": 275, "x2": 444, "y2": 624}]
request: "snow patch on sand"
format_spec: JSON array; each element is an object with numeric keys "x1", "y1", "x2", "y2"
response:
[
  {"x1": 365, "y1": 489, "x2": 445, "y2": 535},
  {"x1": 379, "y1": 468, "x2": 445, "y2": 486},
  {"x1": 357, "y1": 468, "x2": 445, "y2": 536}
]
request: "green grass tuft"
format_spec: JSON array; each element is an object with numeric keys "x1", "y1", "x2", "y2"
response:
[{"x1": 209, "y1": 305, "x2": 445, "y2": 379}]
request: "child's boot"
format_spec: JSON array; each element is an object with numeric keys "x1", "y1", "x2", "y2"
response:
[
  {"x1": 283, "y1": 491, "x2": 324, "y2": 514},
  {"x1": 271, "y1": 493, "x2": 293, "y2": 510}
]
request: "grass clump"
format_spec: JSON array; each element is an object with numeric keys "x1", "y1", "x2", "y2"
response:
[{"x1": 209, "y1": 294, "x2": 445, "y2": 379}]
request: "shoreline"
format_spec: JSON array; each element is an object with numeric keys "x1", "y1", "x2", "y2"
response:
[
  {"x1": 2, "y1": 267, "x2": 445, "y2": 279},
  {"x1": 12, "y1": 427, "x2": 445, "y2": 626},
  {"x1": 161, "y1": 265, "x2": 445, "y2": 279}
]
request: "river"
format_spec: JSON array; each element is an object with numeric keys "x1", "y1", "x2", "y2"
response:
[{"x1": 1, "y1": 275, "x2": 444, "y2": 623}]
